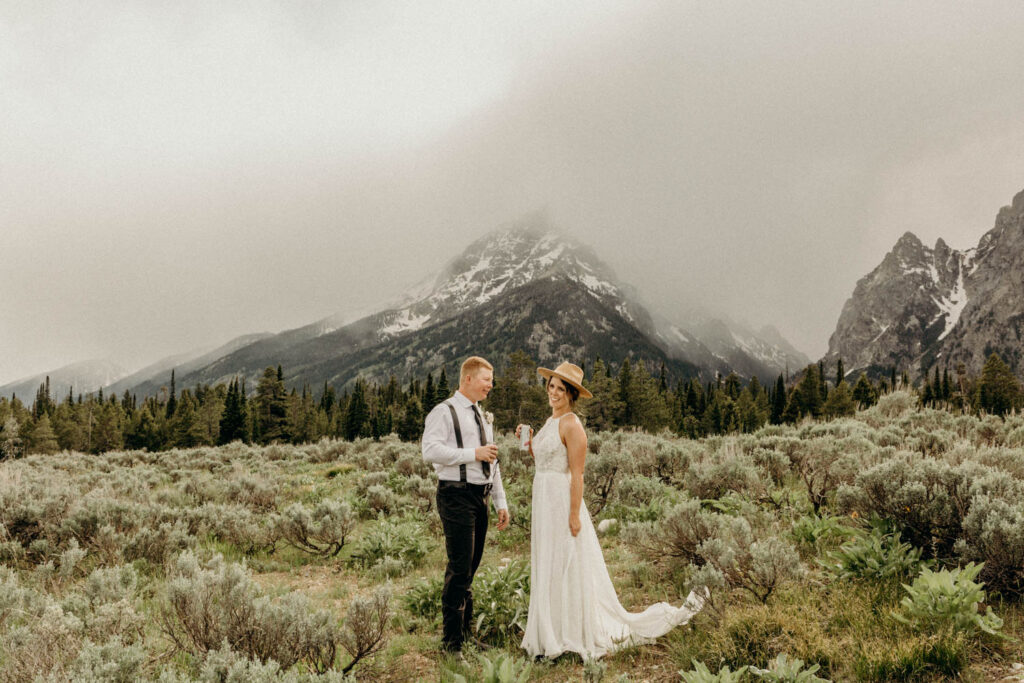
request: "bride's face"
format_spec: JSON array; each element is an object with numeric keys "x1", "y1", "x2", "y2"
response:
[{"x1": 547, "y1": 377, "x2": 570, "y2": 411}]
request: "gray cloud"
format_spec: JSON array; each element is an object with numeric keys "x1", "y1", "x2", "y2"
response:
[{"x1": 3, "y1": 1, "x2": 1024, "y2": 384}]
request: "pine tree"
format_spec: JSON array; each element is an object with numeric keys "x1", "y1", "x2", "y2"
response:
[
  {"x1": 781, "y1": 386, "x2": 803, "y2": 424},
  {"x1": 836, "y1": 359, "x2": 845, "y2": 387},
  {"x1": 685, "y1": 379, "x2": 704, "y2": 417},
  {"x1": 92, "y1": 401, "x2": 124, "y2": 453},
  {"x1": 255, "y1": 367, "x2": 289, "y2": 443},
  {"x1": 437, "y1": 367, "x2": 450, "y2": 401},
  {"x1": 26, "y1": 413, "x2": 59, "y2": 454},
  {"x1": 343, "y1": 378, "x2": 371, "y2": 440},
  {"x1": 488, "y1": 351, "x2": 547, "y2": 430},
  {"x1": 977, "y1": 353, "x2": 1023, "y2": 417},
  {"x1": 319, "y1": 381, "x2": 336, "y2": 413},
  {"x1": 748, "y1": 376, "x2": 762, "y2": 400},
  {"x1": 797, "y1": 364, "x2": 823, "y2": 418},
  {"x1": 172, "y1": 390, "x2": 200, "y2": 447},
  {"x1": 852, "y1": 373, "x2": 878, "y2": 408},
  {"x1": 423, "y1": 373, "x2": 436, "y2": 411},
  {"x1": 921, "y1": 382, "x2": 934, "y2": 407},
  {"x1": 219, "y1": 378, "x2": 248, "y2": 444},
  {"x1": 632, "y1": 361, "x2": 671, "y2": 432},
  {"x1": 736, "y1": 388, "x2": 759, "y2": 432},
  {"x1": 823, "y1": 381, "x2": 856, "y2": 419},
  {"x1": 583, "y1": 357, "x2": 624, "y2": 431},
  {"x1": 723, "y1": 373, "x2": 741, "y2": 400},
  {"x1": 617, "y1": 358, "x2": 636, "y2": 426},
  {"x1": 398, "y1": 396, "x2": 424, "y2": 442},
  {"x1": 166, "y1": 370, "x2": 177, "y2": 418}
]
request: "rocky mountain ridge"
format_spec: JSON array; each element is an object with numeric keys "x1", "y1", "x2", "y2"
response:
[{"x1": 825, "y1": 188, "x2": 1024, "y2": 380}]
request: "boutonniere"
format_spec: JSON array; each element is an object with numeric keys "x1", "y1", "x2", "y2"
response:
[{"x1": 484, "y1": 411, "x2": 494, "y2": 426}]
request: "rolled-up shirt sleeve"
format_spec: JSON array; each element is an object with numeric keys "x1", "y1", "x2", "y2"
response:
[
  {"x1": 422, "y1": 403, "x2": 477, "y2": 467},
  {"x1": 490, "y1": 463, "x2": 508, "y2": 511}
]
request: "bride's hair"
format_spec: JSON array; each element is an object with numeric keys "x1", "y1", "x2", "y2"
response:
[{"x1": 546, "y1": 376, "x2": 580, "y2": 409}]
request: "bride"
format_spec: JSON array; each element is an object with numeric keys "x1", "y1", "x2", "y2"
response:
[{"x1": 518, "y1": 362, "x2": 707, "y2": 660}]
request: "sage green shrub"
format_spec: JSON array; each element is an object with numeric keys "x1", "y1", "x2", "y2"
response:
[
  {"x1": 62, "y1": 637, "x2": 146, "y2": 683},
  {"x1": 160, "y1": 551, "x2": 343, "y2": 672},
  {"x1": 338, "y1": 587, "x2": 391, "y2": 675},
  {"x1": 363, "y1": 484, "x2": 401, "y2": 517},
  {"x1": 624, "y1": 499, "x2": 803, "y2": 602},
  {"x1": 274, "y1": 500, "x2": 355, "y2": 558},
  {"x1": 176, "y1": 642, "x2": 355, "y2": 682},
  {"x1": 684, "y1": 449, "x2": 767, "y2": 501},
  {"x1": 351, "y1": 517, "x2": 431, "y2": 577},
  {"x1": 958, "y1": 495, "x2": 1024, "y2": 597},
  {"x1": 835, "y1": 454, "x2": 1024, "y2": 557}
]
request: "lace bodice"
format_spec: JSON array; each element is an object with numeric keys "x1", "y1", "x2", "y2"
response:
[{"x1": 532, "y1": 415, "x2": 571, "y2": 473}]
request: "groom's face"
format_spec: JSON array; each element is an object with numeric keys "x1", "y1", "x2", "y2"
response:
[{"x1": 463, "y1": 368, "x2": 493, "y2": 403}]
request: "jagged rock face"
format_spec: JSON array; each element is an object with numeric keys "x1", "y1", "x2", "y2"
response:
[
  {"x1": 939, "y1": 191, "x2": 1024, "y2": 375},
  {"x1": 826, "y1": 189, "x2": 1024, "y2": 380}
]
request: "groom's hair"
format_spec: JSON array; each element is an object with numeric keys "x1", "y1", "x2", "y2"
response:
[{"x1": 460, "y1": 356, "x2": 493, "y2": 382}]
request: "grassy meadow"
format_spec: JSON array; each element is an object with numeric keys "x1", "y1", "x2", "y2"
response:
[{"x1": 3, "y1": 391, "x2": 1024, "y2": 681}]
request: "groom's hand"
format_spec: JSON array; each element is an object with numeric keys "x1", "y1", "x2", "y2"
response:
[
  {"x1": 496, "y1": 508, "x2": 510, "y2": 531},
  {"x1": 475, "y1": 444, "x2": 498, "y2": 463}
]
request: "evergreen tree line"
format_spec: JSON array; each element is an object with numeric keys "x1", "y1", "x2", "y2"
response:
[
  {"x1": 1, "y1": 351, "x2": 1021, "y2": 459},
  {"x1": 0, "y1": 365, "x2": 453, "y2": 458}
]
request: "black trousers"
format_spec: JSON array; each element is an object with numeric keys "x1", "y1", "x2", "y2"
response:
[{"x1": 436, "y1": 481, "x2": 489, "y2": 652}]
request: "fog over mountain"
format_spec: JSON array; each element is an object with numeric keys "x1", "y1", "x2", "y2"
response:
[
  {"x1": 54, "y1": 224, "x2": 805, "y2": 402},
  {"x1": 3, "y1": 2, "x2": 1024, "y2": 385}
]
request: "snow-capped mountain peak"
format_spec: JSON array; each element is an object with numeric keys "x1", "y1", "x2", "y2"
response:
[{"x1": 375, "y1": 221, "x2": 644, "y2": 340}]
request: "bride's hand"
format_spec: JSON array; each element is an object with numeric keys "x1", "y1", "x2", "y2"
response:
[{"x1": 569, "y1": 514, "x2": 581, "y2": 537}]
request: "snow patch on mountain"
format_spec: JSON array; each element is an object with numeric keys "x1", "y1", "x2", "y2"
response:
[
  {"x1": 372, "y1": 222, "x2": 639, "y2": 342},
  {"x1": 935, "y1": 267, "x2": 968, "y2": 341},
  {"x1": 380, "y1": 310, "x2": 433, "y2": 336}
]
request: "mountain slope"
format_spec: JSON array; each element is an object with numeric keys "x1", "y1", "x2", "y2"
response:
[
  {"x1": 0, "y1": 360, "x2": 129, "y2": 403},
  {"x1": 107, "y1": 221, "x2": 806, "y2": 395},
  {"x1": 107, "y1": 333, "x2": 275, "y2": 398},
  {"x1": 825, "y1": 188, "x2": 1024, "y2": 380}
]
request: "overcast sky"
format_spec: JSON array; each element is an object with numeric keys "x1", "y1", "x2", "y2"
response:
[{"x1": 3, "y1": 1, "x2": 1024, "y2": 385}]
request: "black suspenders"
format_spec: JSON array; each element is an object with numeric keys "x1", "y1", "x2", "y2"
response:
[{"x1": 445, "y1": 400, "x2": 467, "y2": 482}]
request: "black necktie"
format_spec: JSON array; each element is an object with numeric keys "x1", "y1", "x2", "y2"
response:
[{"x1": 472, "y1": 405, "x2": 490, "y2": 478}]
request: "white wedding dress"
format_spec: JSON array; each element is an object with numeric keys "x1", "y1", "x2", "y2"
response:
[{"x1": 520, "y1": 414, "x2": 707, "y2": 660}]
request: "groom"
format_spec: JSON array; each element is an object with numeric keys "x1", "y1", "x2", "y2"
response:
[{"x1": 422, "y1": 356, "x2": 510, "y2": 657}]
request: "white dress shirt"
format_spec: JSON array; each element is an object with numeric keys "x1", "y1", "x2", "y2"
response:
[{"x1": 421, "y1": 390, "x2": 507, "y2": 511}]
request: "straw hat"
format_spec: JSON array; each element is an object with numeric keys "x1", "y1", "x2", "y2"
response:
[{"x1": 537, "y1": 362, "x2": 593, "y2": 399}]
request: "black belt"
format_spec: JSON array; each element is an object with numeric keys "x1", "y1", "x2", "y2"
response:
[{"x1": 438, "y1": 480, "x2": 492, "y2": 496}]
